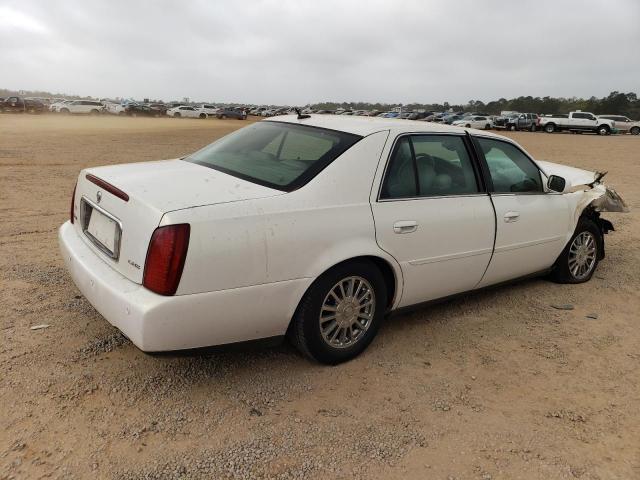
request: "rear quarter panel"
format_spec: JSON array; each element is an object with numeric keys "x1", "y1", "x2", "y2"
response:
[{"x1": 166, "y1": 130, "x2": 403, "y2": 305}]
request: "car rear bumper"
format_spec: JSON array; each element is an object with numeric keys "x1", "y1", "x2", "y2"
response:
[{"x1": 59, "y1": 221, "x2": 310, "y2": 352}]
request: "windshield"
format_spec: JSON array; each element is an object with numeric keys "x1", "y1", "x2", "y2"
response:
[{"x1": 185, "y1": 121, "x2": 362, "y2": 191}]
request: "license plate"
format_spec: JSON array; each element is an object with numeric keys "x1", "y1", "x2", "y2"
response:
[{"x1": 81, "y1": 198, "x2": 121, "y2": 259}]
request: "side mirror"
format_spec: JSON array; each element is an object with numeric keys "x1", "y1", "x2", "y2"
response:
[{"x1": 547, "y1": 175, "x2": 566, "y2": 193}]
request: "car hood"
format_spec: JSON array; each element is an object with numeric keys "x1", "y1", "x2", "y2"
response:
[
  {"x1": 85, "y1": 159, "x2": 284, "y2": 213},
  {"x1": 535, "y1": 160, "x2": 597, "y2": 186},
  {"x1": 536, "y1": 160, "x2": 628, "y2": 213}
]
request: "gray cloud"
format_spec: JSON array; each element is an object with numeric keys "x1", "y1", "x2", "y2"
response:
[{"x1": 1, "y1": 0, "x2": 638, "y2": 104}]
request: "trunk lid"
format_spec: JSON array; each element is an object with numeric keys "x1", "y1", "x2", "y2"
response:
[{"x1": 72, "y1": 159, "x2": 283, "y2": 283}]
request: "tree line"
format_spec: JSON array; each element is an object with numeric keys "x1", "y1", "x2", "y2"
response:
[{"x1": 312, "y1": 91, "x2": 640, "y2": 118}]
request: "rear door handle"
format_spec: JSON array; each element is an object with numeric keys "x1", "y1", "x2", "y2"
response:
[
  {"x1": 393, "y1": 220, "x2": 418, "y2": 234},
  {"x1": 503, "y1": 211, "x2": 520, "y2": 222}
]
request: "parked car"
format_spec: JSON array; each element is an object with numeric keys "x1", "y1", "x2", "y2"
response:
[
  {"x1": 166, "y1": 106, "x2": 202, "y2": 118},
  {"x1": 60, "y1": 116, "x2": 627, "y2": 364},
  {"x1": 597, "y1": 115, "x2": 639, "y2": 135},
  {"x1": 125, "y1": 104, "x2": 166, "y2": 117},
  {"x1": 539, "y1": 111, "x2": 615, "y2": 135},
  {"x1": 216, "y1": 108, "x2": 247, "y2": 120},
  {"x1": 103, "y1": 102, "x2": 127, "y2": 115},
  {"x1": 0, "y1": 96, "x2": 46, "y2": 113},
  {"x1": 59, "y1": 100, "x2": 104, "y2": 115},
  {"x1": 451, "y1": 115, "x2": 493, "y2": 130},
  {"x1": 196, "y1": 105, "x2": 220, "y2": 117},
  {"x1": 50, "y1": 99, "x2": 74, "y2": 112},
  {"x1": 493, "y1": 113, "x2": 538, "y2": 131}
]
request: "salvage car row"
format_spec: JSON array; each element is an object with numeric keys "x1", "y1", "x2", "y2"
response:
[{"x1": 1, "y1": 96, "x2": 638, "y2": 134}]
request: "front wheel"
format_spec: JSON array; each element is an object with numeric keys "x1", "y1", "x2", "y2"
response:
[
  {"x1": 629, "y1": 126, "x2": 639, "y2": 135},
  {"x1": 597, "y1": 125, "x2": 610, "y2": 136},
  {"x1": 485, "y1": 124, "x2": 491, "y2": 130},
  {"x1": 199, "y1": 113, "x2": 206, "y2": 119},
  {"x1": 550, "y1": 219, "x2": 602, "y2": 284},
  {"x1": 173, "y1": 112, "x2": 181, "y2": 118},
  {"x1": 288, "y1": 261, "x2": 387, "y2": 364}
]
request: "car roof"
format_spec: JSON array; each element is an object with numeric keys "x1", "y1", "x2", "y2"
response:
[{"x1": 266, "y1": 114, "x2": 504, "y2": 138}]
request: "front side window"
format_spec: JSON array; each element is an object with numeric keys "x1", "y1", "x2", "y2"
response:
[
  {"x1": 381, "y1": 135, "x2": 479, "y2": 199},
  {"x1": 186, "y1": 121, "x2": 361, "y2": 191},
  {"x1": 476, "y1": 137, "x2": 542, "y2": 193}
]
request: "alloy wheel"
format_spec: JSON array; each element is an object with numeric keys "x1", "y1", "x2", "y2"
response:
[
  {"x1": 319, "y1": 276, "x2": 375, "y2": 349},
  {"x1": 568, "y1": 231, "x2": 597, "y2": 280}
]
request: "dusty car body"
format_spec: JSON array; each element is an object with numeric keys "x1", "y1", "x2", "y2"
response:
[{"x1": 59, "y1": 116, "x2": 627, "y2": 363}]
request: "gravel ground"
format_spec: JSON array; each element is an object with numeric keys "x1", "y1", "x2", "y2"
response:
[{"x1": 1, "y1": 115, "x2": 639, "y2": 480}]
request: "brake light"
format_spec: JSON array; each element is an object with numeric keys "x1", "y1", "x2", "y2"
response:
[
  {"x1": 70, "y1": 182, "x2": 77, "y2": 223},
  {"x1": 143, "y1": 224, "x2": 190, "y2": 296},
  {"x1": 85, "y1": 174, "x2": 129, "y2": 202}
]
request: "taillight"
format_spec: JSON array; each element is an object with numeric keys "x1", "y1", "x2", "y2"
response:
[
  {"x1": 70, "y1": 182, "x2": 77, "y2": 224},
  {"x1": 143, "y1": 224, "x2": 190, "y2": 296}
]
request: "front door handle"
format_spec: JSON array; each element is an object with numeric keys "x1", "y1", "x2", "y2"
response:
[
  {"x1": 393, "y1": 220, "x2": 418, "y2": 234},
  {"x1": 503, "y1": 211, "x2": 520, "y2": 223}
]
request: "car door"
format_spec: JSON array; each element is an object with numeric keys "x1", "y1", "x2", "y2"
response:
[
  {"x1": 473, "y1": 136, "x2": 571, "y2": 287},
  {"x1": 371, "y1": 133, "x2": 496, "y2": 307}
]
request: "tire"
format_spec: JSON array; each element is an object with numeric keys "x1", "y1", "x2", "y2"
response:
[
  {"x1": 508, "y1": 124, "x2": 516, "y2": 131},
  {"x1": 629, "y1": 126, "x2": 639, "y2": 135},
  {"x1": 221, "y1": 114, "x2": 227, "y2": 119},
  {"x1": 90, "y1": 109, "x2": 99, "y2": 116},
  {"x1": 465, "y1": 124, "x2": 471, "y2": 128},
  {"x1": 597, "y1": 125, "x2": 610, "y2": 136},
  {"x1": 118, "y1": 111, "x2": 125, "y2": 116},
  {"x1": 530, "y1": 124, "x2": 536, "y2": 132},
  {"x1": 199, "y1": 113, "x2": 206, "y2": 119},
  {"x1": 485, "y1": 124, "x2": 491, "y2": 130},
  {"x1": 174, "y1": 112, "x2": 181, "y2": 118},
  {"x1": 288, "y1": 260, "x2": 387, "y2": 364},
  {"x1": 544, "y1": 123, "x2": 556, "y2": 133},
  {"x1": 550, "y1": 219, "x2": 602, "y2": 284},
  {"x1": 60, "y1": 108, "x2": 70, "y2": 115}
]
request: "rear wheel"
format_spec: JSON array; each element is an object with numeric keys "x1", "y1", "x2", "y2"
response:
[
  {"x1": 173, "y1": 112, "x2": 181, "y2": 118},
  {"x1": 508, "y1": 124, "x2": 516, "y2": 131},
  {"x1": 89, "y1": 109, "x2": 99, "y2": 116},
  {"x1": 544, "y1": 123, "x2": 556, "y2": 133},
  {"x1": 550, "y1": 219, "x2": 602, "y2": 284},
  {"x1": 630, "y1": 126, "x2": 639, "y2": 135},
  {"x1": 485, "y1": 124, "x2": 491, "y2": 130},
  {"x1": 60, "y1": 108, "x2": 70, "y2": 115},
  {"x1": 199, "y1": 113, "x2": 207, "y2": 119},
  {"x1": 530, "y1": 124, "x2": 536, "y2": 132},
  {"x1": 288, "y1": 261, "x2": 387, "y2": 364}
]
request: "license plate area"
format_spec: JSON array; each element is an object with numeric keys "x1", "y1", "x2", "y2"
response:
[{"x1": 80, "y1": 197, "x2": 122, "y2": 260}]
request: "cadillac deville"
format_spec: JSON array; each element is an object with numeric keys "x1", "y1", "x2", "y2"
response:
[{"x1": 59, "y1": 115, "x2": 627, "y2": 364}]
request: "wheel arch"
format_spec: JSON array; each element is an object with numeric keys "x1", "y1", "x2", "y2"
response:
[{"x1": 291, "y1": 254, "x2": 401, "y2": 320}]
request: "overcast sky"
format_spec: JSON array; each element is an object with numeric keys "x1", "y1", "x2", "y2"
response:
[{"x1": 1, "y1": 0, "x2": 638, "y2": 105}]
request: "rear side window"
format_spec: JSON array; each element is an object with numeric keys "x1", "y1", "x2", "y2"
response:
[
  {"x1": 380, "y1": 135, "x2": 479, "y2": 199},
  {"x1": 476, "y1": 137, "x2": 542, "y2": 193},
  {"x1": 186, "y1": 122, "x2": 361, "y2": 191}
]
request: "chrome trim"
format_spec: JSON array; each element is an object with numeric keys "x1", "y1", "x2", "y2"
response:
[{"x1": 80, "y1": 196, "x2": 123, "y2": 261}]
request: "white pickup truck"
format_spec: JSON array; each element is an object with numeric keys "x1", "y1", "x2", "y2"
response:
[{"x1": 539, "y1": 111, "x2": 615, "y2": 135}]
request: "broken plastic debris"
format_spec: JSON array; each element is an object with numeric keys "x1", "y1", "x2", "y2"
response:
[
  {"x1": 551, "y1": 304, "x2": 574, "y2": 310},
  {"x1": 30, "y1": 324, "x2": 50, "y2": 330}
]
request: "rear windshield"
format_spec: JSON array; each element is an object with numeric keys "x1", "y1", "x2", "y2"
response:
[{"x1": 185, "y1": 121, "x2": 362, "y2": 191}]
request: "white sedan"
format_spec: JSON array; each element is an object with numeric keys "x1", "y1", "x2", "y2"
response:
[
  {"x1": 59, "y1": 116, "x2": 627, "y2": 364},
  {"x1": 451, "y1": 115, "x2": 493, "y2": 130},
  {"x1": 166, "y1": 105, "x2": 206, "y2": 118}
]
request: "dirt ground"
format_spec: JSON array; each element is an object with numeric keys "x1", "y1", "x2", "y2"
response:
[{"x1": 1, "y1": 115, "x2": 639, "y2": 480}]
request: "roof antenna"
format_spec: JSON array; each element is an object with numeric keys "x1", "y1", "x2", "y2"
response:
[{"x1": 295, "y1": 108, "x2": 310, "y2": 120}]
